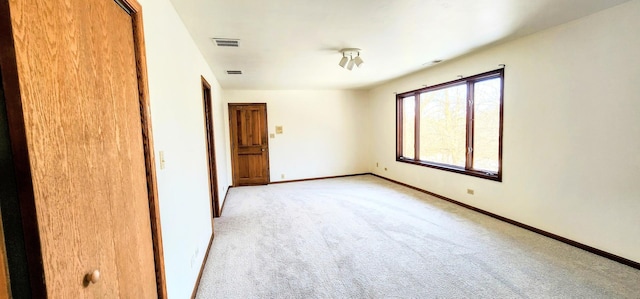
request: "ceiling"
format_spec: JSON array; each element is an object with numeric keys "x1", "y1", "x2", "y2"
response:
[{"x1": 168, "y1": 0, "x2": 630, "y2": 90}]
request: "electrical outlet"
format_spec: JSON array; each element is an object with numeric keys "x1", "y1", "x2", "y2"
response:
[
  {"x1": 376, "y1": 162, "x2": 379, "y2": 167},
  {"x1": 281, "y1": 174, "x2": 285, "y2": 179},
  {"x1": 467, "y1": 189, "x2": 474, "y2": 195}
]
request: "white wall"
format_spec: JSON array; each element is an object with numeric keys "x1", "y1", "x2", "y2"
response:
[
  {"x1": 223, "y1": 90, "x2": 370, "y2": 183},
  {"x1": 369, "y1": 0, "x2": 640, "y2": 263},
  {"x1": 139, "y1": 0, "x2": 230, "y2": 297}
]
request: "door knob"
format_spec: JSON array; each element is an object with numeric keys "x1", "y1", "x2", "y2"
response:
[
  {"x1": 261, "y1": 148, "x2": 265, "y2": 152},
  {"x1": 85, "y1": 269, "x2": 100, "y2": 284}
]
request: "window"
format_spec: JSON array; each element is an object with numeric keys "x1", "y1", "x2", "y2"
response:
[{"x1": 396, "y1": 69, "x2": 504, "y2": 181}]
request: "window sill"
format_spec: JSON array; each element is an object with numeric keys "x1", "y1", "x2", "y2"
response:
[{"x1": 396, "y1": 157, "x2": 502, "y2": 182}]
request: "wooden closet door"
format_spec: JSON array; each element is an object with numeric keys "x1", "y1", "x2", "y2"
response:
[{"x1": 3, "y1": 0, "x2": 157, "y2": 297}]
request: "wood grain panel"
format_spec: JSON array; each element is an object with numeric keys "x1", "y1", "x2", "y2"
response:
[
  {"x1": 4, "y1": 0, "x2": 158, "y2": 297},
  {"x1": 249, "y1": 155, "x2": 262, "y2": 178},
  {"x1": 121, "y1": 0, "x2": 168, "y2": 296},
  {"x1": 251, "y1": 109, "x2": 261, "y2": 145},
  {"x1": 238, "y1": 110, "x2": 246, "y2": 146},
  {"x1": 104, "y1": 3, "x2": 157, "y2": 298},
  {"x1": 0, "y1": 0, "x2": 47, "y2": 295},
  {"x1": 9, "y1": 0, "x2": 119, "y2": 296},
  {"x1": 238, "y1": 156, "x2": 248, "y2": 171}
]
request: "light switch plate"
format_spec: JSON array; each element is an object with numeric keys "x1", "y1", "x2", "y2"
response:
[
  {"x1": 270, "y1": 133, "x2": 275, "y2": 138},
  {"x1": 159, "y1": 151, "x2": 166, "y2": 170},
  {"x1": 275, "y1": 126, "x2": 283, "y2": 134}
]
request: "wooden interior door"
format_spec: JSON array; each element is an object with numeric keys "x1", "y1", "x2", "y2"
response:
[
  {"x1": 0, "y1": 0, "x2": 159, "y2": 297},
  {"x1": 229, "y1": 103, "x2": 270, "y2": 186}
]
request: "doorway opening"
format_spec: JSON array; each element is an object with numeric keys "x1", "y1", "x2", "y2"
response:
[{"x1": 202, "y1": 77, "x2": 220, "y2": 218}]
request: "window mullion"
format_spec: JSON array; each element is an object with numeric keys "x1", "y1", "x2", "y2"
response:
[
  {"x1": 413, "y1": 93, "x2": 420, "y2": 161},
  {"x1": 465, "y1": 82, "x2": 475, "y2": 170}
]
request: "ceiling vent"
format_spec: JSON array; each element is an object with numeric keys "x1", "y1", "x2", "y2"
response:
[
  {"x1": 226, "y1": 70, "x2": 242, "y2": 75},
  {"x1": 213, "y1": 38, "x2": 239, "y2": 47}
]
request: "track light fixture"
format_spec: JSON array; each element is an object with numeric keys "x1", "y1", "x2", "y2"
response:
[
  {"x1": 353, "y1": 54, "x2": 364, "y2": 67},
  {"x1": 338, "y1": 48, "x2": 363, "y2": 70},
  {"x1": 338, "y1": 53, "x2": 349, "y2": 68},
  {"x1": 347, "y1": 55, "x2": 355, "y2": 70}
]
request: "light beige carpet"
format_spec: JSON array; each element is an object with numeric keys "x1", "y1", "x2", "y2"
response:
[{"x1": 196, "y1": 175, "x2": 640, "y2": 298}]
